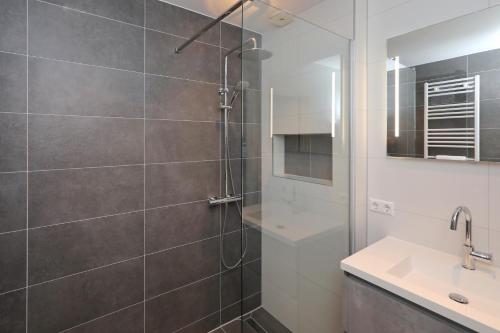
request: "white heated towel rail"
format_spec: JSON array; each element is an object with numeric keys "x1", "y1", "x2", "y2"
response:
[{"x1": 424, "y1": 75, "x2": 480, "y2": 161}]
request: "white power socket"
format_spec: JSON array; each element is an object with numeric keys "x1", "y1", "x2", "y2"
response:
[{"x1": 369, "y1": 198, "x2": 395, "y2": 216}]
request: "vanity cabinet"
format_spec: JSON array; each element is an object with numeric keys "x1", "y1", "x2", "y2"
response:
[{"x1": 343, "y1": 274, "x2": 474, "y2": 333}]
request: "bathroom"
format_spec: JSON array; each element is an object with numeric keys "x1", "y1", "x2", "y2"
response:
[{"x1": 1, "y1": 0, "x2": 500, "y2": 332}]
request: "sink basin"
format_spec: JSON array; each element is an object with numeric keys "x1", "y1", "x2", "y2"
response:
[{"x1": 341, "y1": 237, "x2": 500, "y2": 333}]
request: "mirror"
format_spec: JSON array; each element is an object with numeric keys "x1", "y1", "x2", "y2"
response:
[{"x1": 386, "y1": 5, "x2": 500, "y2": 162}]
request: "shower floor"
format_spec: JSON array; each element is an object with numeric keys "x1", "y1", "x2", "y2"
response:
[{"x1": 214, "y1": 308, "x2": 291, "y2": 333}]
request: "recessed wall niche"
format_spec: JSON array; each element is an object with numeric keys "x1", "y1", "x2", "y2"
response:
[{"x1": 273, "y1": 134, "x2": 333, "y2": 185}]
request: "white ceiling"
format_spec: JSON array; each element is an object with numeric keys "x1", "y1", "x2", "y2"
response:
[
  {"x1": 160, "y1": 0, "x2": 326, "y2": 19},
  {"x1": 160, "y1": 0, "x2": 330, "y2": 33}
]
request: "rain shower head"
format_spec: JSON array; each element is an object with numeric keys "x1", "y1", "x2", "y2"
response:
[
  {"x1": 238, "y1": 47, "x2": 273, "y2": 61},
  {"x1": 225, "y1": 37, "x2": 273, "y2": 62}
]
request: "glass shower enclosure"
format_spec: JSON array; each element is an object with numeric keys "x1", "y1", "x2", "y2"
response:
[{"x1": 233, "y1": 1, "x2": 352, "y2": 332}]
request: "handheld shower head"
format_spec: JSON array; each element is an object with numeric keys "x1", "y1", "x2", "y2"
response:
[{"x1": 229, "y1": 81, "x2": 250, "y2": 107}]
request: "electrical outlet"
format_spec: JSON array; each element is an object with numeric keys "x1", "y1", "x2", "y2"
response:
[{"x1": 369, "y1": 198, "x2": 395, "y2": 216}]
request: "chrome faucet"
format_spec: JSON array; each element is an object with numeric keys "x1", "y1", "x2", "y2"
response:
[{"x1": 449, "y1": 206, "x2": 493, "y2": 270}]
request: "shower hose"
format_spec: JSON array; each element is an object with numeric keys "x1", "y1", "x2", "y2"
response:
[{"x1": 220, "y1": 136, "x2": 249, "y2": 270}]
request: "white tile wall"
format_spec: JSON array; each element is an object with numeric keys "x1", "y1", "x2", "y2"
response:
[{"x1": 364, "y1": 0, "x2": 500, "y2": 267}]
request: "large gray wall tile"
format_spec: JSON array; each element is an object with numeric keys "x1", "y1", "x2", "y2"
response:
[
  {"x1": 228, "y1": 158, "x2": 261, "y2": 194},
  {"x1": 146, "y1": 237, "x2": 219, "y2": 297},
  {"x1": 29, "y1": 115, "x2": 144, "y2": 170},
  {"x1": 227, "y1": 123, "x2": 261, "y2": 159},
  {"x1": 0, "y1": 289, "x2": 26, "y2": 333},
  {"x1": 0, "y1": 52, "x2": 27, "y2": 113},
  {"x1": 221, "y1": 23, "x2": 261, "y2": 52},
  {"x1": 146, "y1": 30, "x2": 219, "y2": 83},
  {"x1": 480, "y1": 98, "x2": 500, "y2": 129},
  {"x1": 226, "y1": 53, "x2": 261, "y2": 91},
  {"x1": 29, "y1": 211, "x2": 144, "y2": 284},
  {"x1": 145, "y1": 275, "x2": 220, "y2": 333},
  {"x1": 0, "y1": 173, "x2": 26, "y2": 233},
  {"x1": 469, "y1": 48, "x2": 500, "y2": 74},
  {"x1": 229, "y1": 88, "x2": 262, "y2": 124},
  {"x1": 29, "y1": 0, "x2": 144, "y2": 71},
  {"x1": 0, "y1": 231, "x2": 26, "y2": 293},
  {"x1": 221, "y1": 260, "x2": 261, "y2": 308},
  {"x1": 145, "y1": 75, "x2": 219, "y2": 121},
  {"x1": 0, "y1": 0, "x2": 27, "y2": 54},
  {"x1": 29, "y1": 58, "x2": 144, "y2": 118},
  {"x1": 0, "y1": 113, "x2": 26, "y2": 172},
  {"x1": 146, "y1": 0, "x2": 219, "y2": 46},
  {"x1": 415, "y1": 56, "x2": 467, "y2": 83},
  {"x1": 146, "y1": 161, "x2": 219, "y2": 208},
  {"x1": 146, "y1": 120, "x2": 220, "y2": 163},
  {"x1": 40, "y1": 0, "x2": 144, "y2": 26},
  {"x1": 146, "y1": 201, "x2": 219, "y2": 253},
  {"x1": 65, "y1": 303, "x2": 144, "y2": 333},
  {"x1": 311, "y1": 154, "x2": 333, "y2": 181},
  {"x1": 222, "y1": 227, "x2": 261, "y2": 268},
  {"x1": 480, "y1": 129, "x2": 500, "y2": 161},
  {"x1": 29, "y1": 165, "x2": 144, "y2": 227},
  {"x1": 28, "y1": 257, "x2": 144, "y2": 333},
  {"x1": 479, "y1": 69, "x2": 500, "y2": 100}
]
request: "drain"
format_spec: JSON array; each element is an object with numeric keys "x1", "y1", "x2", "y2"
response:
[{"x1": 449, "y1": 293, "x2": 469, "y2": 304}]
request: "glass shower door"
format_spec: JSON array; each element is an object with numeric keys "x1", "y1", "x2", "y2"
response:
[{"x1": 241, "y1": 1, "x2": 352, "y2": 332}]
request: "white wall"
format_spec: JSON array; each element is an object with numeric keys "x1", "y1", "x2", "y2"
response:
[{"x1": 365, "y1": 0, "x2": 500, "y2": 266}]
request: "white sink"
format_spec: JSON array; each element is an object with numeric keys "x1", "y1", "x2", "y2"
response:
[{"x1": 341, "y1": 237, "x2": 500, "y2": 333}]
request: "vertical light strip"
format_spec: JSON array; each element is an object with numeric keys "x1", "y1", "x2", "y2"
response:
[
  {"x1": 270, "y1": 87, "x2": 274, "y2": 138},
  {"x1": 332, "y1": 72, "x2": 336, "y2": 138},
  {"x1": 394, "y1": 56, "x2": 400, "y2": 137}
]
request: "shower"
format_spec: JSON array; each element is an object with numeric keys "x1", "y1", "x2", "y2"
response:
[
  {"x1": 216, "y1": 37, "x2": 273, "y2": 269},
  {"x1": 174, "y1": 3, "x2": 273, "y2": 269}
]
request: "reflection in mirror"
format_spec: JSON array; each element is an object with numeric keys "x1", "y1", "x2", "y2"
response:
[{"x1": 386, "y1": 5, "x2": 500, "y2": 162}]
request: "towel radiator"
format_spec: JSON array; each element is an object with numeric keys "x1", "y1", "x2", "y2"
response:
[{"x1": 424, "y1": 75, "x2": 480, "y2": 161}]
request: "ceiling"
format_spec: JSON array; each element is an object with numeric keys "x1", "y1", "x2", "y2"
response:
[{"x1": 160, "y1": 0, "x2": 328, "y2": 33}]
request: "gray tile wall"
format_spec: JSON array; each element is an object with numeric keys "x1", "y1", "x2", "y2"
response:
[
  {"x1": 0, "y1": 0, "x2": 262, "y2": 332},
  {"x1": 387, "y1": 48, "x2": 500, "y2": 161},
  {"x1": 283, "y1": 134, "x2": 333, "y2": 181}
]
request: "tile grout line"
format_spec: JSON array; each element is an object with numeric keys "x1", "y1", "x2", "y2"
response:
[
  {"x1": 34, "y1": 0, "x2": 231, "y2": 51},
  {"x1": 145, "y1": 271, "x2": 221, "y2": 303},
  {"x1": 33, "y1": 0, "x2": 144, "y2": 29},
  {"x1": 0, "y1": 157, "x2": 262, "y2": 175},
  {"x1": 9, "y1": 230, "x2": 239, "y2": 296},
  {"x1": 57, "y1": 300, "x2": 145, "y2": 333},
  {"x1": 218, "y1": 20, "x2": 223, "y2": 328},
  {"x1": 0, "y1": 110, "x2": 262, "y2": 125},
  {"x1": 0, "y1": 49, "x2": 27, "y2": 57},
  {"x1": 0, "y1": 286, "x2": 27, "y2": 298},
  {"x1": 143, "y1": 0, "x2": 147, "y2": 330},
  {"x1": 28, "y1": 255, "x2": 145, "y2": 288},
  {"x1": 1, "y1": 191, "x2": 261, "y2": 236},
  {"x1": 24, "y1": 53, "x2": 221, "y2": 86},
  {"x1": 26, "y1": 0, "x2": 30, "y2": 330}
]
